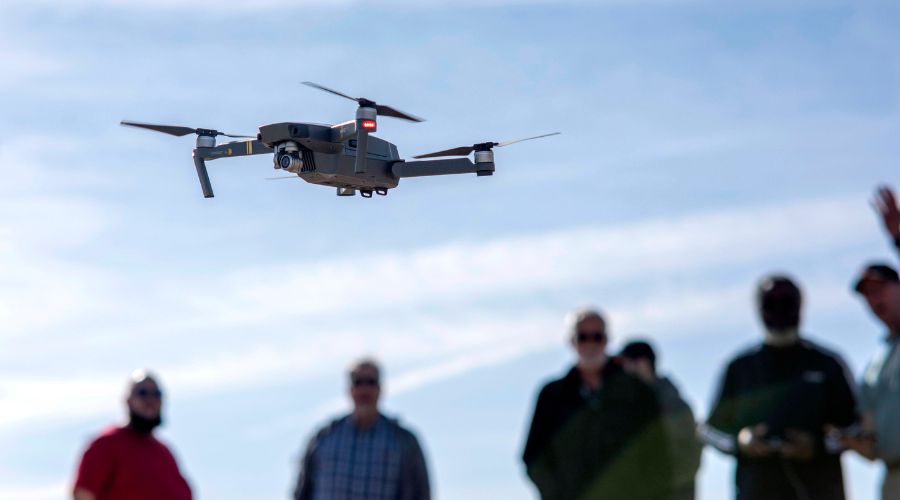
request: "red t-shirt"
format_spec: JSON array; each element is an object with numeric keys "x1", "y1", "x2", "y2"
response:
[{"x1": 74, "y1": 426, "x2": 192, "y2": 500}]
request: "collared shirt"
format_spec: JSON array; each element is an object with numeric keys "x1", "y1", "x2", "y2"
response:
[
  {"x1": 309, "y1": 415, "x2": 403, "y2": 500},
  {"x1": 861, "y1": 335, "x2": 900, "y2": 463}
]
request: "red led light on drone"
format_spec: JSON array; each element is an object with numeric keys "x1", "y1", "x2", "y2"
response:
[{"x1": 361, "y1": 119, "x2": 377, "y2": 130}]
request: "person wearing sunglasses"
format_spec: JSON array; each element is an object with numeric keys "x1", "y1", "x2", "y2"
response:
[
  {"x1": 699, "y1": 275, "x2": 858, "y2": 500},
  {"x1": 72, "y1": 370, "x2": 192, "y2": 500},
  {"x1": 293, "y1": 358, "x2": 430, "y2": 500},
  {"x1": 522, "y1": 307, "x2": 672, "y2": 500}
]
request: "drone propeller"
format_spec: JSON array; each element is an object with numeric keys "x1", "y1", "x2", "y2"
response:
[
  {"x1": 301, "y1": 82, "x2": 424, "y2": 123},
  {"x1": 121, "y1": 120, "x2": 255, "y2": 199},
  {"x1": 412, "y1": 132, "x2": 561, "y2": 159},
  {"x1": 303, "y1": 81, "x2": 425, "y2": 175},
  {"x1": 120, "y1": 120, "x2": 254, "y2": 139}
]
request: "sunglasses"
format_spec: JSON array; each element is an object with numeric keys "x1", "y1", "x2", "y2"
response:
[
  {"x1": 576, "y1": 331, "x2": 607, "y2": 343},
  {"x1": 133, "y1": 388, "x2": 163, "y2": 399},
  {"x1": 351, "y1": 377, "x2": 380, "y2": 388}
]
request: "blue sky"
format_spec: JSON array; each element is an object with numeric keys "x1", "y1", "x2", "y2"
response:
[{"x1": 2, "y1": 1, "x2": 900, "y2": 499}]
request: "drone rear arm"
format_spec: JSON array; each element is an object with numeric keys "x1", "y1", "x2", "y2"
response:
[
  {"x1": 391, "y1": 158, "x2": 494, "y2": 178},
  {"x1": 192, "y1": 140, "x2": 275, "y2": 198}
]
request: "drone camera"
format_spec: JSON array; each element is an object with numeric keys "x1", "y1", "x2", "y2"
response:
[{"x1": 277, "y1": 152, "x2": 303, "y2": 172}]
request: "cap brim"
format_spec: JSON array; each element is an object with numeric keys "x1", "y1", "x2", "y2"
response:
[{"x1": 855, "y1": 275, "x2": 889, "y2": 294}]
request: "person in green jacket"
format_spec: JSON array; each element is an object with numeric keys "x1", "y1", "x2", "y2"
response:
[{"x1": 620, "y1": 340, "x2": 702, "y2": 500}]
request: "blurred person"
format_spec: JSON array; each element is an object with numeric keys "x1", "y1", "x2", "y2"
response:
[
  {"x1": 844, "y1": 187, "x2": 900, "y2": 499},
  {"x1": 700, "y1": 275, "x2": 857, "y2": 500},
  {"x1": 293, "y1": 358, "x2": 430, "y2": 500},
  {"x1": 620, "y1": 340, "x2": 702, "y2": 500},
  {"x1": 847, "y1": 263, "x2": 900, "y2": 499},
  {"x1": 522, "y1": 308, "x2": 672, "y2": 500},
  {"x1": 72, "y1": 370, "x2": 192, "y2": 500}
]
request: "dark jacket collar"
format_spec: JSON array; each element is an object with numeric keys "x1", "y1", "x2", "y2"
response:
[{"x1": 562, "y1": 358, "x2": 625, "y2": 388}]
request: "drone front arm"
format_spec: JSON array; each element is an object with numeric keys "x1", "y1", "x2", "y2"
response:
[
  {"x1": 195, "y1": 139, "x2": 274, "y2": 161},
  {"x1": 191, "y1": 140, "x2": 275, "y2": 198},
  {"x1": 391, "y1": 158, "x2": 494, "y2": 178}
]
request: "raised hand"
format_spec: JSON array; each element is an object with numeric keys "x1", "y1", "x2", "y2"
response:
[{"x1": 873, "y1": 185, "x2": 900, "y2": 240}]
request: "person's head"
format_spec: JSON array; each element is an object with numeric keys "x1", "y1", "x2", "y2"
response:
[
  {"x1": 619, "y1": 340, "x2": 657, "y2": 384},
  {"x1": 854, "y1": 262, "x2": 900, "y2": 331},
  {"x1": 566, "y1": 307, "x2": 608, "y2": 370},
  {"x1": 756, "y1": 274, "x2": 802, "y2": 332},
  {"x1": 348, "y1": 358, "x2": 381, "y2": 419},
  {"x1": 125, "y1": 370, "x2": 163, "y2": 433}
]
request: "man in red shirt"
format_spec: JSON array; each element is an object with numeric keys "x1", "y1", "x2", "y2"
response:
[{"x1": 73, "y1": 370, "x2": 192, "y2": 500}]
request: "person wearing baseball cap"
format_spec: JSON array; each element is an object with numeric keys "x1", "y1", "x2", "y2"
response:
[{"x1": 846, "y1": 258, "x2": 900, "y2": 499}]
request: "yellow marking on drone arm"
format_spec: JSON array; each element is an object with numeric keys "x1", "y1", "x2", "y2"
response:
[{"x1": 247, "y1": 141, "x2": 253, "y2": 155}]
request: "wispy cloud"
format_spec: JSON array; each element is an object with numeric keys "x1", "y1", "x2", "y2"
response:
[
  {"x1": 0, "y1": 45, "x2": 67, "y2": 89},
  {"x1": 0, "y1": 148, "x2": 881, "y2": 427},
  {"x1": 0, "y1": 137, "x2": 119, "y2": 339},
  {"x1": 173, "y1": 195, "x2": 873, "y2": 327},
  {"x1": 0, "y1": 481, "x2": 66, "y2": 500}
]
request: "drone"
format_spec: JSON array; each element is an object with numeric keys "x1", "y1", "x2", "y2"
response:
[{"x1": 121, "y1": 82, "x2": 559, "y2": 198}]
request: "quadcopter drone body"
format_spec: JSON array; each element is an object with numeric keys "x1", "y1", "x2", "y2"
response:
[{"x1": 123, "y1": 82, "x2": 558, "y2": 198}]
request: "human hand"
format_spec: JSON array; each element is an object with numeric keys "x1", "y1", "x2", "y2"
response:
[
  {"x1": 782, "y1": 429, "x2": 815, "y2": 461},
  {"x1": 873, "y1": 185, "x2": 900, "y2": 239},
  {"x1": 825, "y1": 424, "x2": 877, "y2": 460},
  {"x1": 738, "y1": 424, "x2": 774, "y2": 458}
]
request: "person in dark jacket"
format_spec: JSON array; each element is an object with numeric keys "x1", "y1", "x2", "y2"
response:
[
  {"x1": 620, "y1": 340, "x2": 702, "y2": 500},
  {"x1": 522, "y1": 307, "x2": 672, "y2": 500},
  {"x1": 699, "y1": 275, "x2": 858, "y2": 500}
]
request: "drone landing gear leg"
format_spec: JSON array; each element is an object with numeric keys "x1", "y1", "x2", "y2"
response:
[
  {"x1": 375, "y1": 188, "x2": 388, "y2": 196},
  {"x1": 360, "y1": 189, "x2": 373, "y2": 198}
]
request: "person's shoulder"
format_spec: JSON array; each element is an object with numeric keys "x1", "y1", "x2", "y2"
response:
[
  {"x1": 385, "y1": 416, "x2": 415, "y2": 435},
  {"x1": 726, "y1": 342, "x2": 765, "y2": 368},
  {"x1": 604, "y1": 359, "x2": 637, "y2": 386},
  {"x1": 381, "y1": 415, "x2": 424, "y2": 447},
  {"x1": 537, "y1": 366, "x2": 579, "y2": 395},
  {"x1": 90, "y1": 425, "x2": 129, "y2": 444},
  {"x1": 798, "y1": 337, "x2": 844, "y2": 359},
  {"x1": 798, "y1": 338, "x2": 853, "y2": 371},
  {"x1": 312, "y1": 414, "x2": 350, "y2": 440},
  {"x1": 80, "y1": 425, "x2": 130, "y2": 456},
  {"x1": 655, "y1": 375, "x2": 681, "y2": 397}
]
